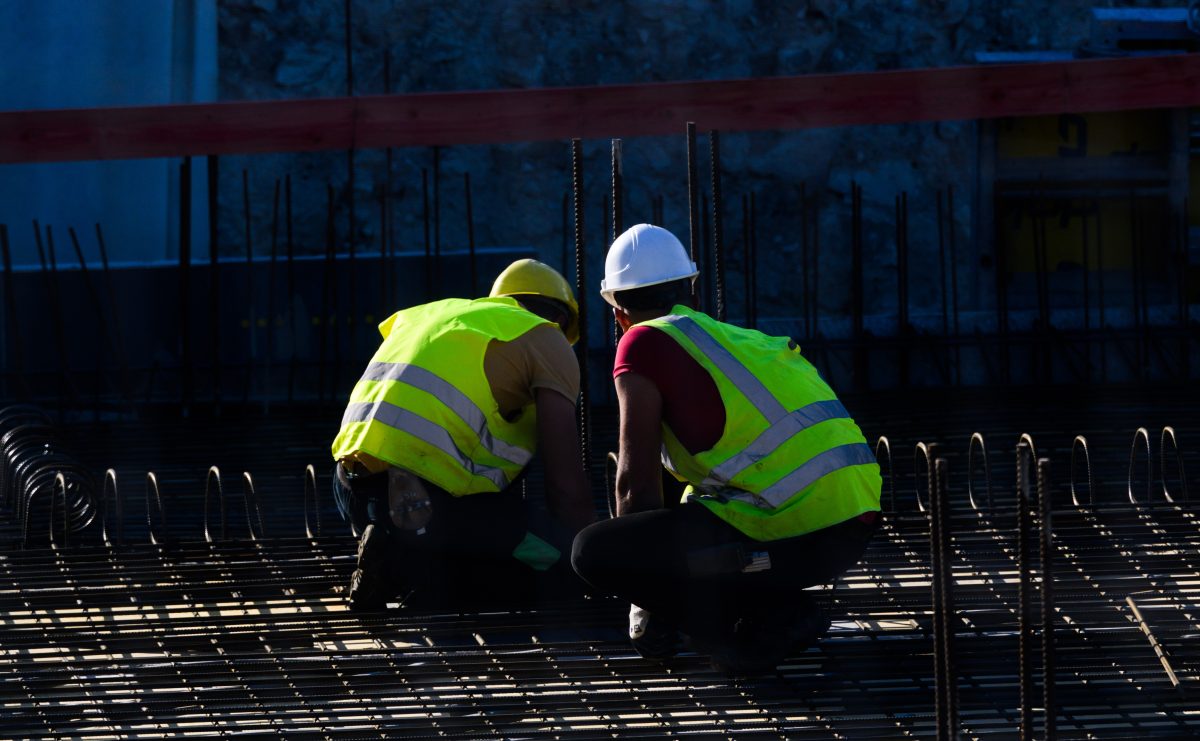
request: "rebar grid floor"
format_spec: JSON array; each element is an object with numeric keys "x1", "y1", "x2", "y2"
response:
[{"x1": 1, "y1": 389, "x2": 1198, "y2": 739}]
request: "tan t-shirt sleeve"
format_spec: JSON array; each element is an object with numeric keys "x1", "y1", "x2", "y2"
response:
[{"x1": 484, "y1": 323, "x2": 580, "y2": 419}]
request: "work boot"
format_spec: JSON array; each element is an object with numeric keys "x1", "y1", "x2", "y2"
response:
[
  {"x1": 707, "y1": 601, "x2": 831, "y2": 676},
  {"x1": 348, "y1": 523, "x2": 396, "y2": 611},
  {"x1": 629, "y1": 604, "x2": 681, "y2": 661}
]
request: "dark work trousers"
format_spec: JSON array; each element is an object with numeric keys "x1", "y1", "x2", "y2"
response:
[
  {"x1": 332, "y1": 464, "x2": 535, "y2": 607},
  {"x1": 571, "y1": 502, "x2": 878, "y2": 645}
]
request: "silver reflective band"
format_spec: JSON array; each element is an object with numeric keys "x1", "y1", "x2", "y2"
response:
[
  {"x1": 660, "y1": 315, "x2": 786, "y2": 421},
  {"x1": 731, "y1": 442, "x2": 876, "y2": 509},
  {"x1": 703, "y1": 399, "x2": 850, "y2": 487},
  {"x1": 358, "y1": 361, "x2": 531, "y2": 466},
  {"x1": 341, "y1": 400, "x2": 513, "y2": 489}
]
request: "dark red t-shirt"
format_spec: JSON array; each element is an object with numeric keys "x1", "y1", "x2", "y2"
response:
[{"x1": 612, "y1": 324, "x2": 724, "y2": 454}]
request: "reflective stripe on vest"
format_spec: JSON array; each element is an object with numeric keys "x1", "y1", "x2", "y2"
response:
[
  {"x1": 341, "y1": 400, "x2": 517, "y2": 490},
  {"x1": 701, "y1": 398, "x2": 852, "y2": 489},
  {"x1": 721, "y1": 442, "x2": 877, "y2": 508},
  {"x1": 355, "y1": 360, "x2": 532, "y2": 466}
]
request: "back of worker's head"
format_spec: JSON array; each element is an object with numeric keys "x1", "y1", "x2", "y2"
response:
[
  {"x1": 490, "y1": 258, "x2": 580, "y2": 344},
  {"x1": 601, "y1": 224, "x2": 697, "y2": 314}
]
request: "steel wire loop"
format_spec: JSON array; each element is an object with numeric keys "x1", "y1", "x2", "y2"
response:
[
  {"x1": 242, "y1": 471, "x2": 266, "y2": 541},
  {"x1": 1128, "y1": 427, "x2": 1152, "y2": 505},
  {"x1": 914, "y1": 441, "x2": 937, "y2": 513},
  {"x1": 145, "y1": 471, "x2": 168, "y2": 546},
  {"x1": 3, "y1": 406, "x2": 97, "y2": 545},
  {"x1": 303, "y1": 464, "x2": 320, "y2": 539},
  {"x1": 1070, "y1": 435, "x2": 1093, "y2": 507},
  {"x1": 967, "y1": 432, "x2": 993, "y2": 514},
  {"x1": 101, "y1": 468, "x2": 122, "y2": 547},
  {"x1": 604, "y1": 451, "x2": 619, "y2": 519},
  {"x1": 204, "y1": 465, "x2": 226, "y2": 543},
  {"x1": 1159, "y1": 427, "x2": 1188, "y2": 504}
]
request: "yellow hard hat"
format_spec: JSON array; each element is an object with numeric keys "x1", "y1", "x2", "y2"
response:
[{"x1": 490, "y1": 259, "x2": 580, "y2": 345}]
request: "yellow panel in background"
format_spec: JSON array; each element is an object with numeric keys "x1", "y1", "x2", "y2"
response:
[
  {"x1": 997, "y1": 111, "x2": 1169, "y2": 159},
  {"x1": 999, "y1": 198, "x2": 1163, "y2": 273}
]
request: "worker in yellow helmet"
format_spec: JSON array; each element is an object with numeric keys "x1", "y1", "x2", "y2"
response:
[
  {"x1": 332, "y1": 259, "x2": 594, "y2": 610},
  {"x1": 571, "y1": 224, "x2": 882, "y2": 674}
]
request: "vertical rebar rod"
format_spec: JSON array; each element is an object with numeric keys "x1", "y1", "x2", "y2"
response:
[
  {"x1": 710, "y1": 131, "x2": 726, "y2": 323},
  {"x1": 242, "y1": 170, "x2": 255, "y2": 404},
  {"x1": 43, "y1": 226, "x2": 73, "y2": 419},
  {"x1": 465, "y1": 172, "x2": 476, "y2": 296},
  {"x1": 206, "y1": 155, "x2": 220, "y2": 411},
  {"x1": 343, "y1": 0, "x2": 357, "y2": 372},
  {"x1": 561, "y1": 193, "x2": 569, "y2": 276},
  {"x1": 571, "y1": 139, "x2": 589, "y2": 470},
  {"x1": 931, "y1": 456, "x2": 946, "y2": 741},
  {"x1": 742, "y1": 194, "x2": 751, "y2": 326},
  {"x1": 701, "y1": 192, "x2": 712, "y2": 314},
  {"x1": 611, "y1": 140, "x2": 623, "y2": 349},
  {"x1": 994, "y1": 192, "x2": 1010, "y2": 385},
  {"x1": 1082, "y1": 203, "x2": 1092, "y2": 383},
  {"x1": 948, "y1": 187, "x2": 961, "y2": 384},
  {"x1": 611, "y1": 139, "x2": 623, "y2": 242},
  {"x1": 422, "y1": 168, "x2": 431, "y2": 300},
  {"x1": 1034, "y1": 208, "x2": 1051, "y2": 384},
  {"x1": 1096, "y1": 203, "x2": 1107, "y2": 383},
  {"x1": 378, "y1": 190, "x2": 387, "y2": 314},
  {"x1": 179, "y1": 158, "x2": 193, "y2": 413},
  {"x1": 1129, "y1": 191, "x2": 1144, "y2": 381},
  {"x1": 0, "y1": 225, "x2": 29, "y2": 400},
  {"x1": 812, "y1": 197, "x2": 821, "y2": 348},
  {"x1": 67, "y1": 227, "x2": 115, "y2": 414},
  {"x1": 686, "y1": 122, "x2": 701, "y2": 304},
  {"x1": 319, "y1": 185, "x2": 336, "y2": 405},
  {"x1": 433, "y1": 146, "x2": 441, "y2": 296},
  {"x1": 383, "y1": 48, "x2": 394, "y2": 309},
  {"x1": 265, "y1": 179, "x2": 281, "y2": 413},
  {"x1": 285, "y1": 175, "x2": 296, "y2": 403},
  {"x1": 897, "y1": 192, "x2": 909, "y2": 388},
  {"x1": 851, "y1": 182, "x2": 865, "y2": 388},
  {"x1": 1037, "y1": 457, "x2": 1056, "y2": 741},
  {"x1": 932, "y1": 457, "x2": 958, "y2": 741},
  {"x1": 749, "y1": 192, "x2": 758, "y2": 329},
  {"x1": 1016, "y1": 440, "x2": 1034, "y2": 741},
  {"x1": 937, "y1": 189, "x2": 948, "y2": 337},
  {"x1": 1180, "y1": 197, "x2": 1190, "y2": 380},
  {"x1": 800, "y1": 183, "x2": 810, "y2": 339}
]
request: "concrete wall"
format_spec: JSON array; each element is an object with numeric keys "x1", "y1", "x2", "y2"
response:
[{"x1": 0, "y1": 0, "x2": 217, "y2": 266}]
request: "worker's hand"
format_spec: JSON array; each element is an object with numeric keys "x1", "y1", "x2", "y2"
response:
[
  {"x1": 536, "y1": 387, "x2": 596, "y2": 533},
  {"x1": 614, "y1": 372, "x2": 664, "y2": 515}
]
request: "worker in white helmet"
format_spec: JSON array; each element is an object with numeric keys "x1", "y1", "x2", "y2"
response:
[
  {"x1": 333, "y1": 259, "x2": 594, "y2": 611},
  {"x1": 571, "y1": 224, "x2": 882, "y2": 674}
]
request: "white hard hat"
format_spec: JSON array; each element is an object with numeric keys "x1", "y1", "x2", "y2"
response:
[{"x1": 600, "y1": 224, "x2": 698, "y2": 308}]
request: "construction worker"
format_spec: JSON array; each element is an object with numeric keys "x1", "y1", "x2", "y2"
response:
[
  {"x1": 332, "y1": 259, "x2": 595, "y2": 611},
  {"x1": 571, "y1": 224, "x2": 882, "y2": 673}
]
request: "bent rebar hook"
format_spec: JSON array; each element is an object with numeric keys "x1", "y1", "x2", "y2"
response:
[
  {"x1": 303, "y1": 464, "x2": 320, "y2": 539},
  {"x1": 145, "y1": 472, "x2": 167, "y2": 546},
  {"x1": 1127, "y1": 428, "x2": 1152, "y2": 505},
  {"x1": 1070, "y1": 436, "x2": 1094, "y2": 508},
  {"x1": 204, "y1": 466, "x2": 226, "y2": 543},
  {"x1": 967, "y1": 432, "x2": 993, "y2": 514},
  {"x1": 1160, "y1": 427, "x2": 1188, "y2": 504}
]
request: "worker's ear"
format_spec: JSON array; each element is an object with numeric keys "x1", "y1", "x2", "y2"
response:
[{"x1": 613, "y1": 306, "x2": 634, "y2": 332}]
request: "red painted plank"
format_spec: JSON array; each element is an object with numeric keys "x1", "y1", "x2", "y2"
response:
[{"x1": 3, "y1": 54, "x2": 1200, "y2": 164}]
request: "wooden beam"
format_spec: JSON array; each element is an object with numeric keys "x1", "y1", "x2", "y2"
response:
[{"x1": 4, "y1": 54, "x2": 1200, "y2": 163}]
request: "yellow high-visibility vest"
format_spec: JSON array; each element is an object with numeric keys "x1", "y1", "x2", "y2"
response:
[
  {"x1": 643, "y1": 305, "x2": 881, "y2": 541},
  {"x1": 331, "y1": 297, "x2": 550, "y2": 495}
]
